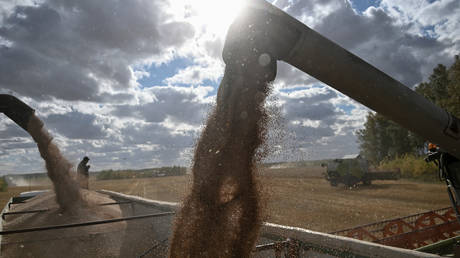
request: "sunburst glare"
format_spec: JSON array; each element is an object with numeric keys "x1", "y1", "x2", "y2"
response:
[{"x1": 186, "y1": 0, "x2": 246, "y2": 37}]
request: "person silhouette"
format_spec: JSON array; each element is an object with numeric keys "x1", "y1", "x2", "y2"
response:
[{"x1": 77, "y1": 156, "x2": 90, "y2": 189}]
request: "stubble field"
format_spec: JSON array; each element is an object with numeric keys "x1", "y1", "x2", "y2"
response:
[{"x1": 1, "y1": 166, "x2": 451, "y2": 233}]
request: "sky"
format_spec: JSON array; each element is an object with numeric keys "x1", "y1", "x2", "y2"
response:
[{"x1": 0, "y1": 0, "x2": 459, "y2": 174}]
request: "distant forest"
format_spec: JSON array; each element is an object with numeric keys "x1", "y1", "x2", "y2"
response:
[
  {"x1": 356, "y1": 55, "x2": 460, "y2": 179},
  {"x1": 95, "y1": 166, "x2": 187, "y2": 180},
  {"x1": 357, "y1": 55, "x2": 460, "y2": 164}
]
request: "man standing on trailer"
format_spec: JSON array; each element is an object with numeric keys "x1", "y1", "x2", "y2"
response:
[{"x1": 77, "y1": 156, "x2": 90, "y2": 189}]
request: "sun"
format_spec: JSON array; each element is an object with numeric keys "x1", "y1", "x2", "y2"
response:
[{"x1": 187, "y1": 0, "x2": 246, "y2": 37}]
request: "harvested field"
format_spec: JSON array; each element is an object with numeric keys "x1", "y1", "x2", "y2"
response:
[
  {"x1": 259, "y1": 173, "x2": 450, "y2": 232},
  {"x1": 1, "y1": 166, "x2": 450, "y2": 233}
]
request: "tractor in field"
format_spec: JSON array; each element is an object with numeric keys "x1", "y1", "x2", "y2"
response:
[{"x1": 322, "y1": 154, "x2": 400, "y2": 187}]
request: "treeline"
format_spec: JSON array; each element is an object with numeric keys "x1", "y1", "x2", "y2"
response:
[
  {"x1": 0, "y1": 177, "x2": 7, "y2": 192},
  {"x1": 357, "y1": 55, "x2": 460, "y2": 178},
  {"x1": 96, "y1": 166, "x2": 187, "y2": 180}
]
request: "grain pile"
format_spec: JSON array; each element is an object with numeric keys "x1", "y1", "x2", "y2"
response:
[
  {"x1": 2, "y1": 191, "x2": 123, "y2": 257},
  {"x1": 169, "y1": 13, "x2": 277, "y2": 258},
  {"x1": 27, "y1": 115, "x2": 82, "y2": 212},
  {"x1": 1, "y1": 190, "x2": 170, "y2": 258}
]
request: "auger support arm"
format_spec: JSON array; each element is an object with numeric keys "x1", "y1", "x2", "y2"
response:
[{"x1": 231, "y1": 0, "x2": 460, "y2": 159}]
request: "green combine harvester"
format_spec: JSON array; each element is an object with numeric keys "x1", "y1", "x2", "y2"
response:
[{"x1": 322, "y1": 155, "x2": 401, "y2": 187}]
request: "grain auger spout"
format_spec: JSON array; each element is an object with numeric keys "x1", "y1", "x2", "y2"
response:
[
  {"x1": 231, "y1": 0, "x2": 460, "y2": 160},
  {"x1": 0, "y1": 94, "x2": 82, "y2": 212},
  {"x1": 0, "y1": 94, "x2": 35, "y2": 132}
]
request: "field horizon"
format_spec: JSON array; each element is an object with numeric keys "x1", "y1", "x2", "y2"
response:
[{"x1": 0, "y1": 165, "x2": 450, "y2": 233}]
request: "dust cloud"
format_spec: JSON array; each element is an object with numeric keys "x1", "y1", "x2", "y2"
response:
[
  {"x1": 169, "y1": 14, "x2": 277, "y2": 257},
  {"x1": 27, "y1": 115, "x2": 82, "y2": 212}
]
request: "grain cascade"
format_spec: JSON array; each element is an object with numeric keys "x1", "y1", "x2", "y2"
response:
[
  {"x1": 27, "y1": 115, "x2": 82, "y2": 212},
  {"x1": 169, "y1": 13, "x2": 277, "y2": 258}
]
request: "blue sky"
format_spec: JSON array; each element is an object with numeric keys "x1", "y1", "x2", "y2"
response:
[
  {"x1": 350, "y1": 0, "x2": 381, "y2": 13},
  {"x1": 138, "y1": 58, "x2": 193, "y2": 87},
  {"x1": 0, "y1": 0, "x2": 458, "y2": 174}
]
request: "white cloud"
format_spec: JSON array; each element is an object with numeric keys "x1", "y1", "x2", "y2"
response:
[
  {"x1": 1, "y1": 0, "x2": 458, "y2": 174},
  {"x1": 0, "y1": 0, "x2": 195, "y2": 101},
  {"x1": 164, "y1": 61, "x2": 224, "y2": 85},
  {"x1": 379, "y1": 0, "x2": 460, "y2": 62}
]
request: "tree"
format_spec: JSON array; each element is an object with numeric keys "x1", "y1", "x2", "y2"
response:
[
  {"x1": 416, "y1": 55, "x2": 460, "y2": 117},
  {"x1": 356, "y1": 113, "x2": 379, "y2": 164},
  {"x1": 357, "y1": 113, "x2": 423, "y2": 165},
  {"x1": 0, "y1": 177, "x2": 8, "y2": 192},
  {"x1": 357, "y1": 55, "x2": 460, "y2": 164},
  {"x1": 446, "y1": 55, "x2": 460, "y2": 117},
  {"x1": 416, "y1": 64, "x2": 449, "y2": 108}
]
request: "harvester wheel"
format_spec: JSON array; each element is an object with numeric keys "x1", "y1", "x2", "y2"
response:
[
  {"x1": 345, "y1": 176, "x2": 359, "y2": 188},
  {"x1": 329, "y1": 180, "x2": 338, "y2": 187}
]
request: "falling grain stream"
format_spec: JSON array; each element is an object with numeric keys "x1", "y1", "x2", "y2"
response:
[
  {"x1": 27, "y1": 115, "x2": 82, "y2": 212},
  {"x1": 170, "y1": 14, "x2": 277, "y2": 258}
]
